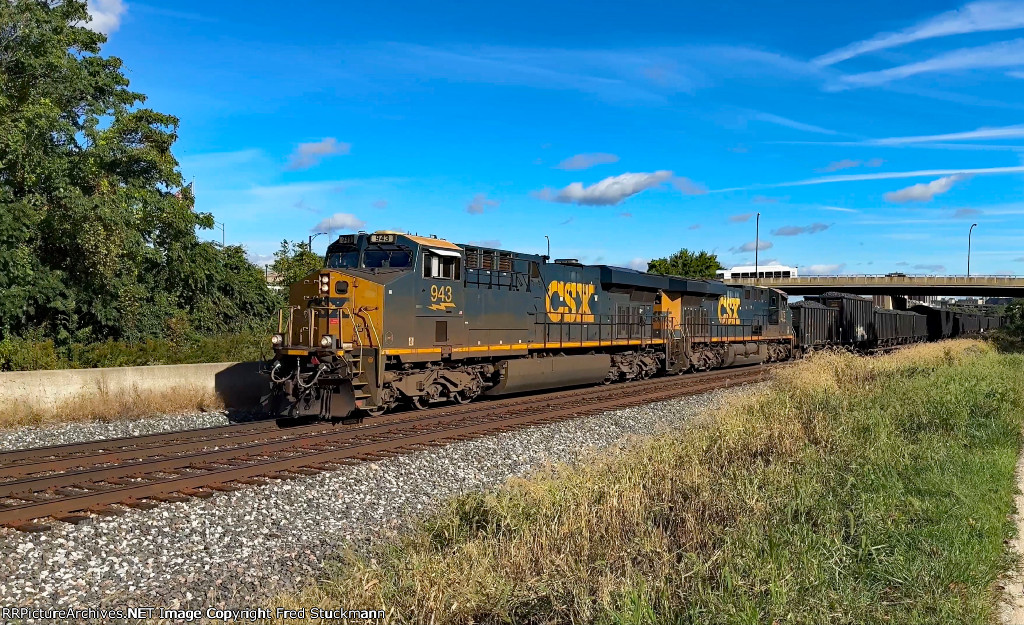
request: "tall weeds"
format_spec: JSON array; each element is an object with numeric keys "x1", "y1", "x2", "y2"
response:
[{"x1": 281, "y1": 340, "x2": 1023, "y2": 624}]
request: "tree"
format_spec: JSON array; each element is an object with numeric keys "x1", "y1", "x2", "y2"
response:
[
  {"x1": 269, "y1": 240, "x2": 324, "y2": 289},
  {"x1": 647, "y1": 249, "x2": 723, "y2": 279},
  {"x1": 0, "y1": 1, "x2": 278, "y2": 344}
]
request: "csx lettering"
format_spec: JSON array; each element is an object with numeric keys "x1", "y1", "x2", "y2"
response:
[
  {"x1": 546, "y1": 281, "x2": 595, "y2": 323},
  {"x1": 717, "y1": 296, "x2": 741, "y2": 325},
  {"x1": 430, "y1": 285, "x2": 453, "y2": 302}
]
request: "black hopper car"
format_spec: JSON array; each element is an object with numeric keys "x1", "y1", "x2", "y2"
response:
[
  {"x1": 262, "y1": 231, "x2": 1004, "y2": 420},
  {"x1": 795, "y1": 292, "x2": 1000, "y2": 352}
]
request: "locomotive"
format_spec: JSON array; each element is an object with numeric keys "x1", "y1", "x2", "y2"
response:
[
  {"x1": 262, "y1": 231, "x2": 1003, "y2": 420},
  {"x1": 262, "y1": 231, "x2": 794, "y2": 420}
]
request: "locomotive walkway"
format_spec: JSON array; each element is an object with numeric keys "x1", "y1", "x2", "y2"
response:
[
  {"x1": 0, "y1": 366, "x2": 769, "y2": 531},
  {"x1": 725, "y1": 274, "x2": 1024, "y2": 296}
]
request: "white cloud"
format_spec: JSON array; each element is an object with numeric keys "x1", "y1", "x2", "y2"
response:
[
  {"x1": 837, "y1": 38, "x2": 1024, "y2": 89},
  {"x1": 749, "y1": 111, "x2": 838, "y2": 135},
  {"x1": 556, "y1": 153, "x2": 619, "y2": 170},
  {"x1": 953, "y1": 208, "x2": 982, "y2": 218},
  {"x1": 1010, "y1": 70, "x2": 1024, "y2": 79},
  {"x1": 734, "y1": 240, "x2": 773, "y2": 253},
  {"x1": 818, "y1": 158, "x2": 884, "y2": 172},
  {"x1": 85, "y1": 0, "x2": 127, "y2": 34},
  {"x1": 671, "y1": 176, "x2": 708, "y2": 195},
  {"x1": 627, "y1": 258, "x2": 649, "y2": 271},
  {"x1": 468, "y1": 239, "x2": 502, "y2": 248},
  {"x1": 729, "y1": 213, "x2": 755, "y2": 223},
  {"x1": 820, "y1": 205, "x2": 860, "y2": 213},
  {"x1": 869, "y1": 124, "x2": 1024, "y2": 145},
  {"x1": 802, "y1": 263, "x2": 846, "y2": 275},
  {"x1": 718, "y1": 165, "x2": 1024, "y2": 192},
  {"x1": 466, "y1": 193, "x2": 500, "y2": 214},
  {"x1": 286, "y1": 138, "x2": 351, "y2": 170},
  {"x1": 914, "y1": 263, "x2": 946, "y2": 273},
  {"x1": 312, "y1": 213, "x2": 365, "y2": 232},
  {"x1": 247, "y1": 252, "x2": 275, "y2": 267},
  {"x1": 537, "y1": 171, "x2": 673, "y2": 206},
  {"x1": 883, "y1": 174, "x2": 966, "y2": 202},
  {"x1": 815, "y1": 1, "x2": 1024, "y2": 66},
  {"x1": 772, "y1": 223, "x2": 830, "y2": 236},
  {"x1": 372, "y1": 199, "x2": 388, "y2": 209}
]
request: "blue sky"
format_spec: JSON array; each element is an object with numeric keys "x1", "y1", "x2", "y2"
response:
[{"x1": 89, "y1": 0, "x2": 1024, "y2": 274}]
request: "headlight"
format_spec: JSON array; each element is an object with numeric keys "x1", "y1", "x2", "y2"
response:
[
  {"x1": 271, "y1": 334, "x2": 284, "y2": 346},
  {"x1": 319, "y1": 274, "x2": 330, "y2": 294},
  {"x1": 319, "y1": 334, "x2": 335, "y2": 348}
]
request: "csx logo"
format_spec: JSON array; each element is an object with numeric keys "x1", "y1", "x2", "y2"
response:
[
  {"x1": 547, "y1": 280, "x2": 596, "y2": 323},
  {"x1": 717, "y1": 296, "x2": 741, "y2": 325}
]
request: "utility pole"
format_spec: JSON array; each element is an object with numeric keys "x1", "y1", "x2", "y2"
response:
[
  {"x1": 754, "y1": 212, "x2": 761, "y2": 284},
  {"x1": 968, "y1": 223, "x2": 977, "y2": 277},
  {"x1": 215, "y1": 221, "x2": 225, "y2": 247},
  {"x1": 308, "y1": 232, "x2": 327, "y2": 251}
]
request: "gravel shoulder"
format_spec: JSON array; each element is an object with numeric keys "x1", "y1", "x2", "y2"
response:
[
  {"x1": 0, "y1": 412, "x2": 247, "y2": 454},
  {"x1": 0, "y1": 385, "x2": 757, "y2": 620}
]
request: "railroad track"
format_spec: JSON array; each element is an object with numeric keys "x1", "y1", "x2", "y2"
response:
[{"x1": 0, "y1": 365, "x2": 771, "y2": 531}]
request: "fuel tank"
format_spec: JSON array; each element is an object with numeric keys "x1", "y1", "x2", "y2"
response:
[{"x1": 484, "y1": 354, "x2": 611, "y2": 396}]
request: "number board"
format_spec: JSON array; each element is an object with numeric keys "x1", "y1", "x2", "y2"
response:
[{"x1": 369, "y1": 233, "x2": 396, "y2": 244}]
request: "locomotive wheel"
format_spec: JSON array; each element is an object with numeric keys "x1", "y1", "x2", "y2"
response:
[
  {"x1": 411, "y1": 395, "x2": 431, "y2": 410},
  {"x1": 363, "y1": 404, "x2": 387, "y2": 417}
]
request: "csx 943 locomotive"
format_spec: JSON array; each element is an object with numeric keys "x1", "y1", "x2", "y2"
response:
[{"x1": 263, "y1": 231, "x2": 794, "y2": 420}]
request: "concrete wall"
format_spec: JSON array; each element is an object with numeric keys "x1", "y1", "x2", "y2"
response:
[{"x1": 0, "y1": 361, "x2": 265, "y2": 415}]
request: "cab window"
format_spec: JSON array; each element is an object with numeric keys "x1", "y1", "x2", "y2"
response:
[
  {"x1": 363, "y1": 244, "x2": 413, "y2": 268},
  {"x1": 326, "y1": 247, "x2": 359, "y2": 269},
  {"x1": 423, "y1": 251, "x2": 461, "y2": 280}
]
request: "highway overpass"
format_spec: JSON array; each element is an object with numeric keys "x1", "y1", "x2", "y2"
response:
[{"x1": 723, "y1": 274, "x2": 1024, "y2": 296}]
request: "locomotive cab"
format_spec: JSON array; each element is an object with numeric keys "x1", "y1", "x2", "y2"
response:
[{"x1": 264, "y1": 231, "x2": 420, "y2": 420}]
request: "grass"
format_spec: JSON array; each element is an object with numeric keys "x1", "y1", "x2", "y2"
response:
[
  {"x1": 277, "y1": 340, "x2": 1024, "y2": 624},
  {"x1": 1, "y1": 386, "x2": 226, "y2": 430}
]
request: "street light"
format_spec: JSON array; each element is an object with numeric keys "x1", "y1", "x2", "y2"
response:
[
  {"x1": 308, "y1": 232, "x2": 327, "y2": 251},
  {"x1": 968, "y1": 223, "x2": 978, "y2": 277},
  {"x1": 215, "y1": 221, "x2": 225, "y2": 247},
  {"x1": 754, "y1": 212, "x2": 761, "y2": 284}
]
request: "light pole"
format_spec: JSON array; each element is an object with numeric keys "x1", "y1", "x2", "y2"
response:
[
  {"x1": 544, "y1": 235, "x2": 550, "y2": 260},
  {"x1": 968, "y1": 223, "x2": 977, "y2": 277},
  {"x1": 754, "y1": 212, "x2": 761, "y2": 284},
  {"x1": 215, "y1": 221, "x2": 225, "y2": 247},
  {"x1": 308, "y1": 232, "x2": 327, "y2": 251}
]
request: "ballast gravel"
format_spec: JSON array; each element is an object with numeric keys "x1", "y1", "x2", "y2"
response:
[
  {"x1": 0, "y1": 411, "x2": 247, "y2": 454},
  {"x1": 0, "y1": 386, "x2": 757, "y2": 619}
]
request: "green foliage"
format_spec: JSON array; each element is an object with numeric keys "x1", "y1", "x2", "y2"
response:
[
  {"x1": 269, "y1": 240, "x2": 323, "y2": 288},
  {"x1": 647, "y1": 248, "x2": 722, "y2": 278},
  {"x1": 0, "y1": 0, "x2": 278, "y2": 362},
  {"x1": 0, "y1": 331, "x2": 269, "y2": 371}
]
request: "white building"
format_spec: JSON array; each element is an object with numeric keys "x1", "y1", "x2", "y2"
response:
[{"x1": 716, "y1": 265, "x2": 799, "y2": 280}]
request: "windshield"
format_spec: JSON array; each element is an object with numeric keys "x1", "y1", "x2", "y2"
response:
[
  {"x1": 326, "y1": 247, "x2": 359, "y2": 269},
  {"x1": 363, "y1": 245, "x2": 413, "y2": 269}
]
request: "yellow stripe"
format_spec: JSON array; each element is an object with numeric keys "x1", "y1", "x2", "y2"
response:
[
  {"x1": 382, "y1": 348, "x2": 443, "y2": 355},
  {"x1": 707, "y1": 335, "x2": 793, "y2": 343},
  {"x1": 383, "y1": 339, "x2": 665, "y2": 356},
  {"x1": 527, "y1": 339, "x2": 666, "y2": 349}
]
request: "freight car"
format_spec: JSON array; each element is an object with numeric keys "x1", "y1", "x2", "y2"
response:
[
  {"x1": 262, "y1": 231, "x2": 795, "y2": 420},
  {"x1": 789, "y1": 300, "x2": 838, "y2": 352}
]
